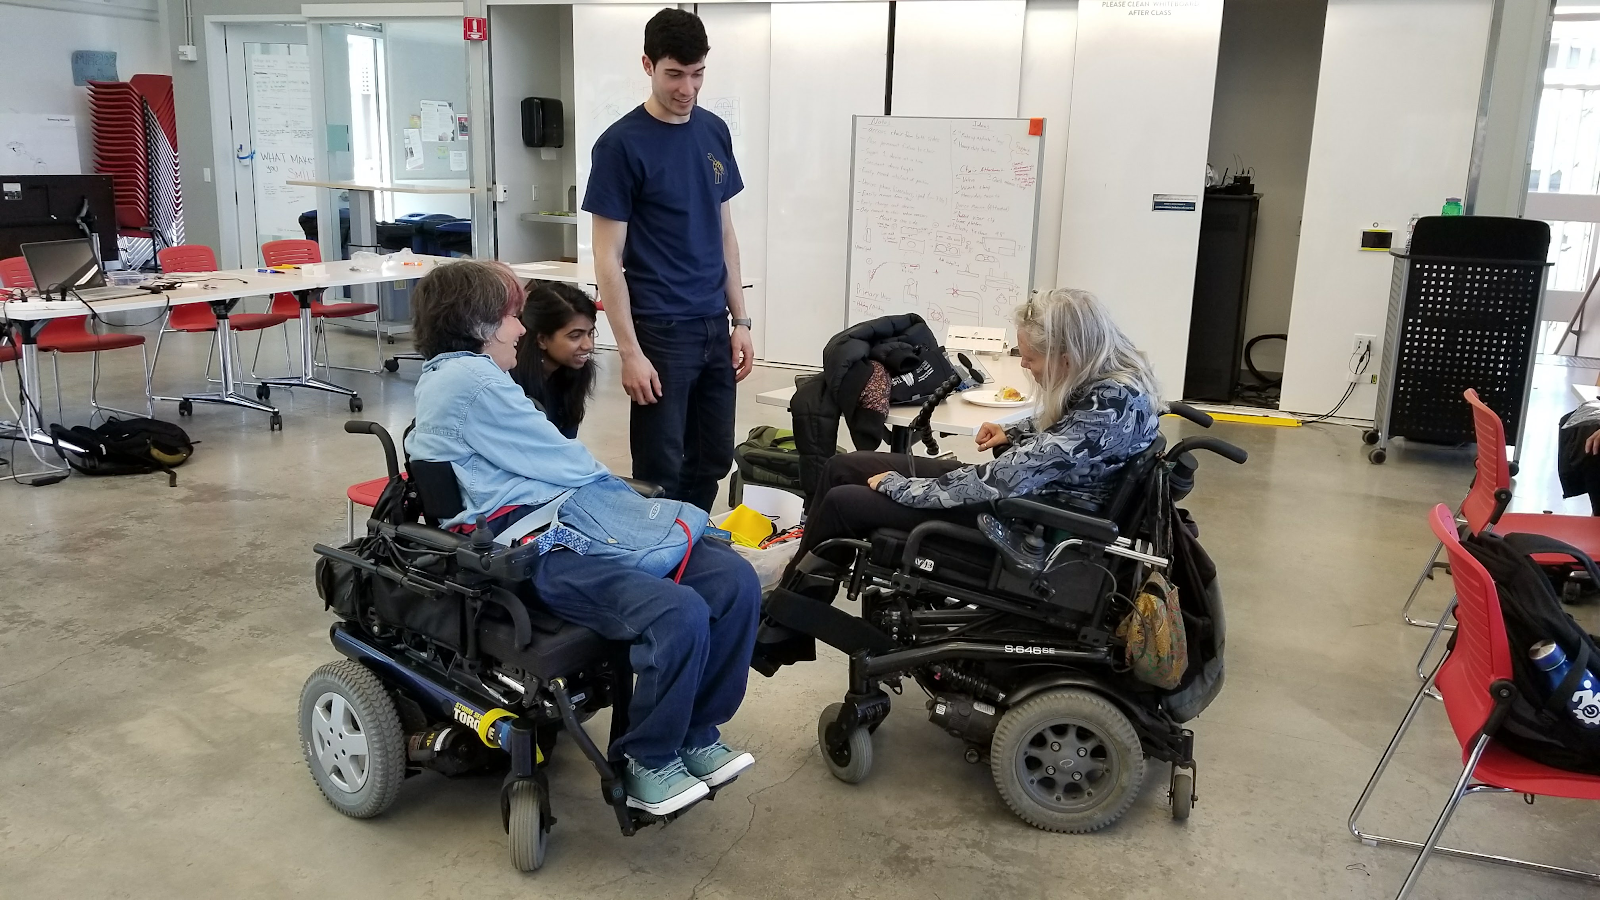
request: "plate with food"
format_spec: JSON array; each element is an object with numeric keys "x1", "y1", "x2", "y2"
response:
[{"x1": 961, "y1": 385, "x2": 1032, "y2": 408}]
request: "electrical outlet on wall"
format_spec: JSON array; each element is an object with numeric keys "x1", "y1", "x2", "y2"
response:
[{"x1": 1350, "y1": 334, "x2": 1376, "y2": 383}]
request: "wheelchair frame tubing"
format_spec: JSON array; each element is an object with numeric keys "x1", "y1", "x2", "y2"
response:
[{"x1": 331, "y1": 623, "x2": 507, "y2": 727}]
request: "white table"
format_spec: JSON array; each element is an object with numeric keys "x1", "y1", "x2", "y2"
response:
[
  {"x1": 755, "y1": 354, "x2": 1035, "y2": 451},
  {"x1": 0, "y1": 255, "x2": 456, "y2": 444},
  {"x1": 287, "y1": 179, "x2": 478, "y2": 306}
]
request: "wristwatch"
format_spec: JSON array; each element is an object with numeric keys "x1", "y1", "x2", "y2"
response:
[{"x1": 732, "y1": 317, "x2": 753, "y2": 330}]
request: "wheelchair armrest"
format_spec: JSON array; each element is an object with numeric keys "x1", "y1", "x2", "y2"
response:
[
  {"x1": 620, "y1": 477, "x2": 666, "y2": 499},
  {"x1": 995, "y1": 498, "x2": 1118, "y2": 545},
  {"x1": 394, "y1": 522, "x2": 472, "y2": 552},
  {"x1": 903, "y1": 520, "x2": 992, "y2": 571}
]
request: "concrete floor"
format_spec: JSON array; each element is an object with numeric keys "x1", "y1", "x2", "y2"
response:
[{"x1": 4, "y1": 323, "x2": 1600, "y2": 899}]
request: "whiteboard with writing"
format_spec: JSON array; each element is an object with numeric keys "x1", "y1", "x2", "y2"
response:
[
  {"x1": 248, "y1": 52, "x2": 317, "y2": 244},
  {"x1": 846, "y1": 116, "x2": 1043, "y2": 334}
]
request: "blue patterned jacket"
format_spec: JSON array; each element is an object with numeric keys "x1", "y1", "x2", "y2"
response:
[{"x1": 875, "y1": 379, "x2": 1159, "y2": 510}]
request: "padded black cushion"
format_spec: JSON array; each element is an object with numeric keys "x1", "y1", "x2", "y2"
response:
[{"x1": 476, "y1": 603, "x2": 614, "y2": 681}]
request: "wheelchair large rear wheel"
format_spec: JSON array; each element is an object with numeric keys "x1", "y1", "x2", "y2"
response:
[
  {"x1": 990, "y1": 689, "x2": 1145, "y2": 833},
  {"x1": 299, "y1": 660, "x2": 406, "y2": 819},
  {"x1": 507, "y1": 780, "x2": 548, "y2": 872}
]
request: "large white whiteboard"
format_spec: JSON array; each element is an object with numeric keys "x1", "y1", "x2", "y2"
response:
[
  {"x1": 247, "y1": 51, "x2": 317, "y2": 244},
  {"x1": 846, "y1": 115, "x2": 1043, "y2": 334},
  {"x1": 0, "y1": 114, "x2": 81, "y2": 175}
]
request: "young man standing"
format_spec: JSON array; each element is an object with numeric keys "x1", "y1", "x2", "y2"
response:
[{"x1": 583, "y1": 8, "x2": 754, "y2": 512}]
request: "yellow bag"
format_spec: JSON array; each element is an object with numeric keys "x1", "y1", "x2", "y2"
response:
[
  {"x1": 1115, "y1": 571, "x2": 1188, "y2": 690},
  {"x1": 720, "y1": 504, "x2": 775, "y2": 549}
]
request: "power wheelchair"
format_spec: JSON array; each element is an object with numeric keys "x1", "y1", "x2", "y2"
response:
[
  {"x1": 763, "y1": 401, "x2": 1246, "y2": 833},
  {"x1": 302, "y1": 421, "x2": 712, "y2": 872}
]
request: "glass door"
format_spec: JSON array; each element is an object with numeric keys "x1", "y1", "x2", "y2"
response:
[{"x1": 224, "y1": 23, "x2": 316, "y2": 266}]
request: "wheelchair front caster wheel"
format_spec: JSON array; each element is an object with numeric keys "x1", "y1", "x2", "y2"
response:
[
  {"x1": 1362, "y1": 429, "x2": 1379, "y2": 445},
  {"x1": 255, "y1": 383, "x2": 270, "y2": 402},
  {"x1": 270, "y1": 413, "x2": 283, "y2": 432},
  {"x1": 177, "y1": 400, "x2": 192, "y2": 417},
  {"x1": 507, "y1": 779, "x2": 548, "y2": 872},
  {"x1": 383, "y1": 358, "x2": 399, "y2": 373},
  {"x1": 349, "y1": 396, "x2": 363, "y2": 414},
  {"x1": 818, "y1": 703, "x2": 873, "y2": 784},
  {"x1": 298, "y1": 660, "x2": 406, "y2": 819},
  {"x1": 1368, "y1": 448, "x2": 1386, "y2": 465},
  {"x1": 1169, "y1": 770, "x2": 1193, "y2": 821},
  {"x1": 990, "y1": 688, "x2": 1145, "y2": 833}
]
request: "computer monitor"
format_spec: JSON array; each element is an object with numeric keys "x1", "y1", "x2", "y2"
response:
[{"x1": 21, "y1": 238, "x2": 107, "y2": 297}]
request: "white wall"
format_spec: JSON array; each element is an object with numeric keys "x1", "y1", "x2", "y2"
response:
[
  {"x1": 1279, "y1": 0, "x2": 1493, "y2": 419},
  {"x1": 891, "y1": 0, "x2": 1025, "y2": 118},
  {"x1": 697, "y1": 3, "x2": 772, "y2": 358},
  {"x1": 571, "y1": 3, "x2": 656, "y2": 265},
  {"x1": 1018, "y1": 0, "x2": 1077, "y2": 295},
  {"x1": 763, "y1": 1, "x2": 889, "y2": 365},
  {"x1": 0, "y1": 0, "x2": 170, "y2": 175},
  {"x1": 1056, "y1": 0, "x2": 1224, "y2": 396},
  {"x1": 1204, "y1": 0, "x2": 1327, "y2": 376}
]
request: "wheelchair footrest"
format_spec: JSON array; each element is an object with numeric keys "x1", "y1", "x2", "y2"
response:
[{"x1": 765, "y1": 589, "x2": 897, "y2": 655}]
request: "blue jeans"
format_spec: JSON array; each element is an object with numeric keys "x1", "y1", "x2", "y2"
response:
[
  {"x1": 631, "y1": 315, "x2": 737, "y2": 512},
  {"x1": 528, "y1": 538, "x2": 761, "y2": 768}
]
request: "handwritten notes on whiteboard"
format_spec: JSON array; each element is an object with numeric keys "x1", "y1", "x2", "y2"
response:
[
  {"x1": 846, "y1": 116, "x2": 1043, "y2": 333},
  {"x1": 247, "y1": 52, "x2": 316, "y2": 243}
]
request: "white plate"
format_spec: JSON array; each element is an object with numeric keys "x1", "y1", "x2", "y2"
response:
[{"x1": 961, "y1": 391, "x2": 1031, "y2": 408}]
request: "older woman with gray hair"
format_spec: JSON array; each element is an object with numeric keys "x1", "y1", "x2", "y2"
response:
[{"x1": 756, "y1": 288, "x2": 1160, "y2": 672}]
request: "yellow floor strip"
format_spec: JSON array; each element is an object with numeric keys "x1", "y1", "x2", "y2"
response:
[{"x1": 1209, "y1": 412, "x2": 1301, "y2": 427}]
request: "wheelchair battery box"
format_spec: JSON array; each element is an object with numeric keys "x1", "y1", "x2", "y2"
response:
[{"x1": 1039, "y1": 548, "x2": 1112, "y2": 618}]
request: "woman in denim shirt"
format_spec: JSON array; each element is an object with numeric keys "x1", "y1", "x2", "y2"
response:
[
  {"x1": 757, "y1": 289, "x2": 1159, "y2": 672},
  {"x1": 406, "y1": 261, "x2": 758, "y2": 817}
]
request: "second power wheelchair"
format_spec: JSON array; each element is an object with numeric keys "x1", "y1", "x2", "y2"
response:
[
  {"x1": 763, "y1": 401, "x2": 1246, "y2": 833},
  {"x1": 301, "y1": 421, "x2": 719, "y2": 873}
]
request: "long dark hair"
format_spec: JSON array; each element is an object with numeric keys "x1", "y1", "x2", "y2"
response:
[{"x1": 510, "y1": 281, "x2": 598, "y2": 432}]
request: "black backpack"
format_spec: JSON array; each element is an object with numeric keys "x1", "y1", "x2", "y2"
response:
[
  {"x1": 1461, "y1": 530, "x2": 1600, "y2": 774},
  {"x1": 50, "y1": 416, "x2": 194, "y2": 486}
]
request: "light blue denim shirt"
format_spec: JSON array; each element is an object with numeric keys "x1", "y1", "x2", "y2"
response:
[{"x1": 406, "y1": 351, "x2": 611, "y2": 528}]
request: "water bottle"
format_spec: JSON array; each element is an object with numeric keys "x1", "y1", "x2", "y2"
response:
[
  {"x1": 1530, "y1": 641, "x2": 1600, "y2": 727},
  {"x1": 1441, "y1": 197, "x2": 1463, "y2": 216}
]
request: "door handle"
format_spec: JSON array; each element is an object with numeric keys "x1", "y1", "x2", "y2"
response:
[{"x1": 236, "y1": 144, "x2": 255, "y2": 162}]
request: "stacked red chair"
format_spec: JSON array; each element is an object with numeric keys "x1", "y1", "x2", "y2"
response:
[{"x1": 88, "y1": 75, "x2": 183, "y2": 268}]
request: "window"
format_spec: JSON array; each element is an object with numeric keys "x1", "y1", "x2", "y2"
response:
[
  {"x1": 346, "y1": 33, "x2": 393, "y2": 219},
  {"x1": 1571, "y1": 44, "x2": 1583, "y2": 68}
]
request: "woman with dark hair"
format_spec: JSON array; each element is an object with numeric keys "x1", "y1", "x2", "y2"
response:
[
  {"x1": 510, "y1": 281, "x2": 598, "y2": 439},
  {"x1": 406, "y1": 260, "x2": 759, "y2": 818}
]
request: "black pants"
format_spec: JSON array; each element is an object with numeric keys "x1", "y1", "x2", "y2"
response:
[
  {"x1": 783, "y1": 451, "x2": 980, "y2": 581},
  {"x1": 630, "y1": 315, "x2": 736, "y2": 512}
]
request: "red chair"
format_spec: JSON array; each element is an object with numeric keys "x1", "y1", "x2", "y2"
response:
[
  {"x1": 346, "y1": 474, "x2": 390, "y2": 541},
  {"x1": 0, "y1": 256, "x2": 149, "y2": 420},
  {"x1": 1410, "y1": 390, "x2": 1600, "y2": 687},
  {"x1": 260, "y1": 239, "x2": 383, "y2": 374},
  {"x1": 1349, "y1": 503, "x2": 1600, "y2": 897},
  {"x1": 152, "y1": 245, "x2": 292, "y2": 392}
]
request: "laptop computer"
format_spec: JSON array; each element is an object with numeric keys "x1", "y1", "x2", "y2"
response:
[{"x1": 20, "y1": 238, "x2": 147, "y2": 301}]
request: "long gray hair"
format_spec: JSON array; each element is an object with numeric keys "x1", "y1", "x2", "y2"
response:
[{"x1": 1015, "y1": 288, "x2": 1159, "y2": 430}]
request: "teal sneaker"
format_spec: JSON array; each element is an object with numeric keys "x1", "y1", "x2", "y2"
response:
[
  {"x1": 679, "y1": 741, "x2": 755, "y2": 788},
  {"x1": 623, "y1": 757, "x2": 709, "y2": 815}
]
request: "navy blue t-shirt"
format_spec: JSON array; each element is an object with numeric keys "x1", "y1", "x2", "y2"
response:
[{"x1": 582, "y1": 105, "x2": 743, "y2": 320}]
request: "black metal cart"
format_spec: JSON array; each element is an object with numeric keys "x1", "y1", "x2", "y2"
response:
[{"x1": 1365, "y1": 216, "x2": 1551, "y2": 464}]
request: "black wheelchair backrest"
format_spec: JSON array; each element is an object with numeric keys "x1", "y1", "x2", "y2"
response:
[
  {"x1": 1101, "y1": 435, "x2": 1166, "y2": 530},
  {"x1": 410, "y1": 459, "x2": 466, "y2": 523}
]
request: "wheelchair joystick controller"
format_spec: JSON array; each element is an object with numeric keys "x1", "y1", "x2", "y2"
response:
[
  {"x1": 469, "y1": 514, "x2": 495, "y2": 552},
  {"x1": 977, "y1": 513, "x2": 1047, "y2": 574}
]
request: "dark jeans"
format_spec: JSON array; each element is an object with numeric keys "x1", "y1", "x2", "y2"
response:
[
  {"x1": 631, "y1": 315, "x2": 736, "y2": 512},
  {"x1": 529, "y1": 539, "x2": 761, "y2": 768},
  {"x1": 783, "y1": 451, "x2": 979, "y2": 584}
]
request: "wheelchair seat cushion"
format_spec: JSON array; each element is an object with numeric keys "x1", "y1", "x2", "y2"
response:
[{"x1": 475, "y1": 603, "x2": 615, "y2": 682}]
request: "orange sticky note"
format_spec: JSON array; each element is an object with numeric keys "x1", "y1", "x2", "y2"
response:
[{"x1": 1028, "y1": 118, "x2": 1044, "y2": 136}]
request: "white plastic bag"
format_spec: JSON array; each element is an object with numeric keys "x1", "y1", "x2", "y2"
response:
[{"x1": 713, "y1": 485, "x2": 805, "y2": 591}]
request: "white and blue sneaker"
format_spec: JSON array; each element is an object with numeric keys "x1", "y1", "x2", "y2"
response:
[
  {"x1": 679, "y1": 741, "x2": 755, "y2": 788},
  {"x1": 623, "y1": 756, "x2": 709, "y2": 815}
]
